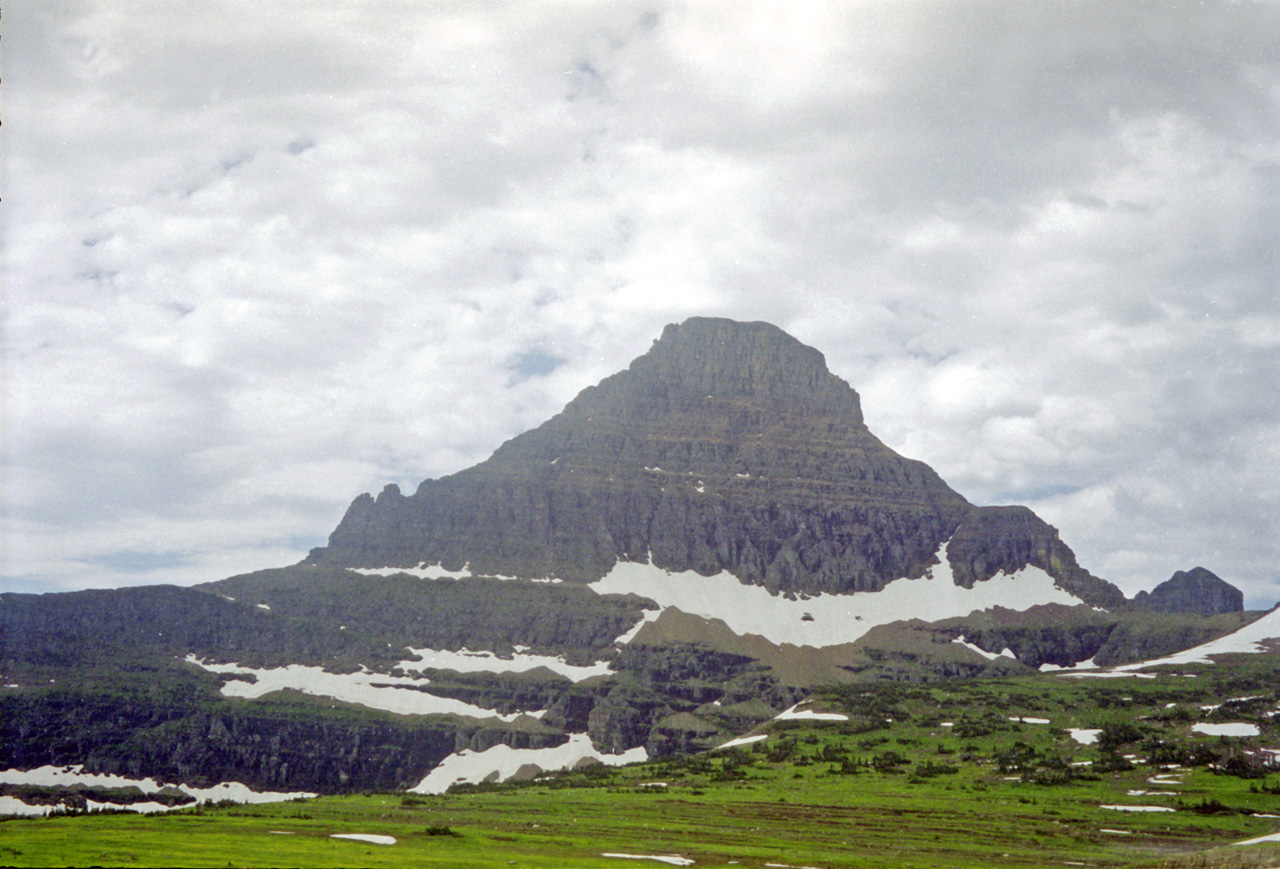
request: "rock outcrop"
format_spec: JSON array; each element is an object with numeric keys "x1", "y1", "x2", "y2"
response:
[
  {"x1": 309, "y1": 318, "x2": 1124, "y2": 608},
  {"x1": 1132, "y1": 567, "x2": 1244, "y2": 616}
]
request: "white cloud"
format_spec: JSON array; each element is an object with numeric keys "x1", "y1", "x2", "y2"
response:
[{"x1": 4, "y1": 1, "x2": 1279, "y2": 609}]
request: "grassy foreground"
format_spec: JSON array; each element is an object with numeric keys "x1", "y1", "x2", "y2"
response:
[{"x1": 4, "y1": 657, "x2": 1280, "y2": 868}]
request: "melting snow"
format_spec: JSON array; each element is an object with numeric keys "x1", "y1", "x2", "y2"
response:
[
  {"x1": 400, "y1": 647, "x2": 611, "y2": 682},
  {"x1": 954, "y1": 636, "x2": 1017, "y2": 661},
  {"x1": 1235, "y1": 831, "x2": 1280, "y2": 846},
  {"x1": 1039, "y1": 657, "x2": 1098, "y2": 672},
  {"x1": 410, "y1": 733, "x2": 646, "y2": 794},
  {"x1": 614, "y1": 608, "x2": 664, "y2": 646},
  {"x1": 1101, "y1": 805, "x2": 1175, "y2": 812},
  {"x1": 350, "y1": 562, "x2": 562, "y2": 583},
  {"x1": 186, "y1": 656, "x2": 537, "y2": 721},
  {"x1": 1056, "y1": 671, "x2": 1156, "y2": 680},
  {"x1": 590, "y1": 541, "x2": 1081, "y2": 648},
  {"x1": 716, "y1": 734, "x2": 768, "y2": 750},
  {"x1": 1009, "y1": 717, "x2": 1051, "y2": 725},
  {"x1": 1192, "y1": 722, "x2": 1261, "y2": 737},
  {"x1": 331, "y1": 834, "x2": 396, "y2": 845},
  {"x1": 1112, "y1": 608, "x2": 1280, "y2": 670},
  {"x1": 1070, "y1": 729, "x2": 1102, "y2": 745},
  {"x1": 776, "y1": 703, "x2": 849, "y2": 722},
  {"x1": 602, "y1": 855, "x2": 694, "y2": 866},
  {"x1": 0, "y1": 765, "x2": 313, "y2": 815}
]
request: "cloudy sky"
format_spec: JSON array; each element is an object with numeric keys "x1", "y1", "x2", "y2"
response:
[{"x1": 4, "y1": 1, "x2": 1279, "y2": 607}]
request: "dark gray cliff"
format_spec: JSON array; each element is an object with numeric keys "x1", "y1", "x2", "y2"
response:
[
  {"x1": 1132, "y1": 567, "x2": 1244, "y2": 616},
  {"x1": 309, "y1": 317, "x2": 1123, "y2": 607}
]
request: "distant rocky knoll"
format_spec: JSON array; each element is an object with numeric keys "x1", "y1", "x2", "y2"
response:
[
  {"x1": 310, "y1": 318, "x2": 1123, "y2": 608},
  {"x1": 1132, "y1": 567, "x2": 1244, "y2": 616}
]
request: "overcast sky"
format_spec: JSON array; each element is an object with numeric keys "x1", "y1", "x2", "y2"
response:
[{"x1": 4, "y1": 1, "x2": 1278, "y2": 607}]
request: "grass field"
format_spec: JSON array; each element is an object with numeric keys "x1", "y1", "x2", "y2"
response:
[{"x1": 4, "y1": 656, "x2": 1280, "y2": 868}]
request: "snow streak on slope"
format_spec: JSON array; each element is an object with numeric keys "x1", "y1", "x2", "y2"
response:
[
  {"x1": 186, "y1": 656, "x2": 538, "y2": 720},
  {"x1": 953, "y1": 635, "x2": 1017, "y2": 661},
  {"x1": 592, "y1": 542, "x2": 1080, "y2": 648},
  {"x1": 351, "y1": 562, "x2": 562, "y2": 583},
  {"x1": 410, "y1": 733, "x2": 646, "y2": 794},
  {"x1": 400, "y1": 647, "x2": 612, "y2": 682},
  {"x1": 1112, "y1": 607, "x2": 1280, "y2": 670},
  {"x1": 0, "y1": 765, "x2": 313, "y2": 815}
]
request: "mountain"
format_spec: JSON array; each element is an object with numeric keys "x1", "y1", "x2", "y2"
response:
[
  {"x1": 309, "y1": 317, "x2": 1123, "y2": 608},
  {"x1": 2, "y1": 317, "x2": 1267, "y2": 812},
  {"x1": 1132, "y1": 566, "x2": 1244, "y2": 616}
]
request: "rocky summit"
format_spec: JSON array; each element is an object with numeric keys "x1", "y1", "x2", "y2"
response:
[
  {"x1": 311, "y1": 317, "x2": 1123, "y2": 607},
  {"x1": 1133, "y1": 566, "x2": 1245, "y2": 616}
]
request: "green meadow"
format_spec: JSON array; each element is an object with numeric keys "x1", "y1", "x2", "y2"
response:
[{"x1": 4, "y1": 656, "x2": 1279, "y2": 868}]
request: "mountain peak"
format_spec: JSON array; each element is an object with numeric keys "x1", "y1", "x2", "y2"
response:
[
  {"x1": 309, "y1": 318, "x2": 1123, "y2": 608},
  {"x1": 1133, "y1": 566, "x2": 1244, "y2": 616},
  {"x1": 625, "y1": 317, "x2": 861, "y2": 422}
]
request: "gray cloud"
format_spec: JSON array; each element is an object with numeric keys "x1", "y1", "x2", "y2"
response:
[{"x1": 4, "y1": 1, "x2": 1278, "y2": 608}]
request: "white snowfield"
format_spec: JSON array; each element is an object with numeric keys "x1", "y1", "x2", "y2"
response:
[
  {"x1": 1113, "y1": 607, "x2": 1280, "y2": 671},
  {"x1": 716, "y1": 733, "x2": 769, "y2": 750},
  {"x1": 0, "y1": 765, "x2": 313, "y2": 816},
  {"x1": 953, "y1": 636, "x2": 1017, "y2": 661},
  {"x1": 1070, "y1": 729, "x2": 1102, "y2": 745},
  {"x1": 590, "y1": 542, "x2": 1081, "y2": 648},
  {"x1": 410, "y1": 733, "x2": 647, "y2": 794},
  {"x1": 776, "y1": 703, "x2": 849, "y2": 722},
  {"x1": 1101, "y1": 805, "x2": 1175, "y2": 813},
  {"x1": 1039, "y1": 657, "x2": 1098, "y2": 672},
  {"x1": 1056, "y1": 607, "x2": 1280, "y2": 678},
  {"x1": 601, "y1": 855, "x2": 694, "y2": 866},
  {"x1": 1192, "y1": 722, "x2": 1261, "y2": 737},
  {"x1": 331, "y1": 834, "x2": 396, "y2": 845},
  {"x1": 400, "y1": 647, "x2": 612, "y2": 682},
  {"x1": 351, "y1": 562, "x2": 562, "y2": 583},
  {"x1": 186, "y1": 656, "x2": 538, "y2": 721}
]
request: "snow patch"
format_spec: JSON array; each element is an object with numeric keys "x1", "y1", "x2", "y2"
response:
[
  {"x1": 1235, "y1": 831, "x2": 1280, "y2": 846},
  {"x1": 1192, "y1": 722, "x2": 1261, "y2": 737},
  {"x1": 186, "y1": 656, "x2": 537, "y2": 720},
  {"x1": 410, "y1": 733, "x2": 646, "y2": 794},
  {"x1": 350, "y1": 562, "x2": 562, "y2": 584},
  {"x1": 602, "y1": 855, "x2": 694, "y2": 866},
  {"x1": 1070, "y1": 729, "x2": 1102, "y2": 745},
  {"x1": 1101, "y1": 805, "x2": 1175, "y2": 812},
  {"x1": 1009, "y1": 717, "x2": 1051, "y2": 725},
  {"x1": 776, "y1": 703, "x2": 849, "y2": 722},
  {"x1": 716, "y1": 734, "x2": 768, "y2": 750},
  {"x1": 590, "y1": 541, "x2": 1081, "y2": 648},
  {"x1": 954, "y1": 636, "x2": 1016, "y2": 661},
  {"x1": 1056, "y1": 671, "x2": 1156, "y2": 680},
  {"x1": 0, "y1": 765, "x2": 312, "y2": 815},
  {"x1": 332, "y1": 834, "x2": 396, "y2": 845},
  {"x1": 614, "y1": 608, "x2": 664, "y2": 646},
  {"x1": 400, "y1": 647, "x2": 611, "y2": 682},
  {"x1": 1113, "y1": 608, "x2": 1280, "y2": 670},
  {"x1": 1040, "y1": 657, "x2": 1098, "y2": 672}
]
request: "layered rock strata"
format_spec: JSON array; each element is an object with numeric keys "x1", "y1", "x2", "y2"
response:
[{"x1": 309, "y1": 318, "x2": 1123, "y2": 608}]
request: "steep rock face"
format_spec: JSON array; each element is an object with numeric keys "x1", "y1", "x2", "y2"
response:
[
  {"x1": 1132, "y1": 567, "x2": 1244, "y2": 616},
  {"x1": 310, "y1": 317, "x2": 1122, "y2": 607}
]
